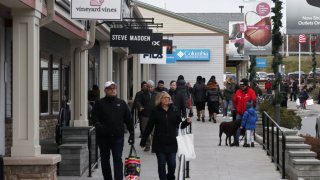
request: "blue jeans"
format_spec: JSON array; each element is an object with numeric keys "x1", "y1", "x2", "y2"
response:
[
  {"x1": 223, "y1": 99, "x2": 233, "y2": 116},
  {"x1": 156, "y1": 152, "x2": 176, "y2": 180},
  {"x1": 98, "y1": 136, "x2": 124, "y2": 180}
]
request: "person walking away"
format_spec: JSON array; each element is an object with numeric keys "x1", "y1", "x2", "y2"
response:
[
  {"x1": 135, "y1": 80, "x2": 157, "y2": 152},
  {"x1": 169, "y1": 80, "x2": 187, "y2": 120},
  {"x1": 231, "y1": 78, "x2": 256, "y2": 146},
  {"x1": 265, "y1": 79, "x2": 272, "y2": 94},
  {"x1": 290, "y1": 79, "x2": 298, "y2": 101},
  {"x1": 140, "y1": 91, "x2": 192, "y2": 180},
  {"x1": 280, "y1": 80, "x2": 290, "y2": 107},
  {"x1": 155, "y1": 80, "x2": 169, "y2": 93},
  {"x1": 206, "y1": 79, "x2": 223, "y2": 123},
  {"x1": 192, "y1": 76, "x2": 207, "y2": 121},
  {"x1": 91, "y1": 81, "x2": 135, "y2": 180},
  {"x1": 240, "y1": 102, "x2": 257, "y2": 147},
  {"x1": 299, "y1": 85, "x2": 309, "y2": 109},
  {"x1": 176, "y1": 75, "x2": 189, "y2": 118},
  {"x1": 223, "y1": 77, "x2": 236, "y2": 118},
  {"x1": 132, "y1": 81, "x2": 148, "y2": 137}
]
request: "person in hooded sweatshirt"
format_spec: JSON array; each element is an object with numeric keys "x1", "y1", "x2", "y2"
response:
[
  {"x1": 175, "y1": 75, "x2": 188, "y2": 118},
  {"x1": 192, "y1": 76, "x2": 207, "y2": 121},
  {"x1": 240, "y1": 102, "x2": 257, "y2": 148}
]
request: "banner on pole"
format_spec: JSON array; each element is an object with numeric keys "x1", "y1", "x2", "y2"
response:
[{"x1": 243, "y1": 0, "x2": 272, "y2": 55}]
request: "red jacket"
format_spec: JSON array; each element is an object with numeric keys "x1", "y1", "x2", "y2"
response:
[
  {"x1": 265, "y1": 81, "x2": 272, "y2": 89},
  {"x1": 234, "y1": 87, "x2": 257, "y2": 116}
]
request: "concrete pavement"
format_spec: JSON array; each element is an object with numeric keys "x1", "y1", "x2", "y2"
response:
[{"x1": 59, "y1": 108, "x2": 282, "y2": 180}]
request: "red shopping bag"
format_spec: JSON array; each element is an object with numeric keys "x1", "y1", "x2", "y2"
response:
[{"x1": 124, "y1": 145, "x2": 141, "y2": 180}]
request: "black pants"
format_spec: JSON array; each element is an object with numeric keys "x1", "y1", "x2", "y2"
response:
[{"x1": 98, "y1": 136, "x2": 124, "y2": 180}]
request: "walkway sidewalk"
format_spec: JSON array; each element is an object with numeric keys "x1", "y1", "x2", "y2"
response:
[{"x1": 59, "y1": 110, "x2": 281, "y2": 180}]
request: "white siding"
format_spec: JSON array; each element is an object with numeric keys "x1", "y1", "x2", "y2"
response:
[
  {"x1": 156, "y1": 36, "x2": 225, "y2": 87},
  {"x1": 137, "y1": 7, "x2": 217, "y2": 34}
]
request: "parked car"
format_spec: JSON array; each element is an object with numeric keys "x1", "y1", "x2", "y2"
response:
[
  {"x1": 288, "y1": 71, "x2": 306, "y2": 80},
  {"x1": 256, "y1": 72, "x2": 268, "y2": 81},
  {"x1": 267, "y1": 73, "x2": 275, "y2": 80},
  {"x1": 223, "y1": 72, "x2": 236, "y2": 82}
]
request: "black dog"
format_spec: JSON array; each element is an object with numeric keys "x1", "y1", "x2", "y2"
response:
[{"x1": 219, "y1": 120, "x2": 241, "y2": 146}]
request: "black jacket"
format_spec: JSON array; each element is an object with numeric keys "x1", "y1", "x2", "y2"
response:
[
  {"x1": 136, "y1": 90, "x2": 157, "y2": 117},
  {"x1": 91, "y1": 96, "x2": 134, "y2": 138},
  {"x1": 192, "y1": 82, "x2": 206, "y2": 103},
  {"x1": 140, "y1": 104, "x2": 190, "y2": 153},
  {"x1": 169, "y1": 89, "x2": 187, "y2": 118}
]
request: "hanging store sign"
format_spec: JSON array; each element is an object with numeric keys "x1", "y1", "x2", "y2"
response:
[
  {"x1": 71, "y1": 0, "x2": 122, "y2": 21},
  {"x1": 163, "y1": 39, "x2": 173, "y2": 54},
  {"x1": 243, "y1": 0, "x2": 272, "y2": 55},
  {"x1": 140, "y1": 47, "x2": 167, "y2": 64},
  {"x1": 110, "y1": 29, "x2": 163, "y2": 54},
  {"x1": 130, "y1": 33, "x2": 163, "y2": 54},
  {"x1": 174, "y1": 49, "x2": 210, "y2": 61},
  {"x1": 287, "y1": 0, "x2": 320, "y2": 34}
]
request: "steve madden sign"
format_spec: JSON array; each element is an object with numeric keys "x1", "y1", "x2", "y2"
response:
[
  {"x1": 111, "y1": 29, "x2": 163, "y2": 54},
  {"x1": 71, "y1": 0, "x2": 122, "y2": 21}
]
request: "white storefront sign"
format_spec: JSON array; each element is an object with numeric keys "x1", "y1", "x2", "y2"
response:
[
  {"x1": 140, "y1": 48, "x2": 167, "y2": 64},
  {"x1": 71, "y1": 0, "x2": 122, "y2": 21}
]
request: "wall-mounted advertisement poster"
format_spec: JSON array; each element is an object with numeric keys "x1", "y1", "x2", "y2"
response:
[
  {"x1": 228, "y1": 21, "x2": 249, "y2": 60},
  {"x1": 244, "y1": 0, "x2": 272, "y2": 55},
  {"x1": 287, "y1": 0, "x2": 320, "y2": 34},
  {"x1": 71, "y1": 0, "x2": 122, "y2": 21}
]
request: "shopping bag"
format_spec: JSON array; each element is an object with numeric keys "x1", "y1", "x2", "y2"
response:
[
  {"x1": 176, "y1": 123, "x2": 196, "y2": 161},
  {"x1": 295, "y1": 99, "x2": 300, "y2": 106},
  {"x1": 124, "y1": 145, "x2": 141, "y2": 180},
  {"x1": 306, "y1": 99, "x2": 314, "y2": 106}
]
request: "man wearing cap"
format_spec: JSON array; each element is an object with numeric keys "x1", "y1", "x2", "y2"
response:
[
  {"x1": 231, "y1": 78, "x2": 256, "y2": 147},
  {"x1": 91, "y1": 81, "x2": 134, "y2": 180}
]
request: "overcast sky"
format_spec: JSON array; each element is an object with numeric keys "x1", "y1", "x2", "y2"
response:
[{"x1": 138, "y1": 0, "x2": 246, "y2": 13}]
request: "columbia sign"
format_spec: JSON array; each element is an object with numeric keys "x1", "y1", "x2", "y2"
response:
[{"x1": 71, "y1": 0, "x2": 122, "y2": 21}]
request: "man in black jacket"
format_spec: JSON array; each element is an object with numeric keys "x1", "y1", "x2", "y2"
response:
[{"x1": 92, "y1": 81, "x2": 134, "y2": 180}]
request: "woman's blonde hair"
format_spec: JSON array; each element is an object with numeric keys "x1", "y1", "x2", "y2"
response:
[{"x1": 155, "y1": 91, "x2": 172, "y2": 106}]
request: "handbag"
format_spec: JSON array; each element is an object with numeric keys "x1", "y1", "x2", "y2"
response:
[
  {"x1": 306, "y1": 99, "x2": 314, "y2": 106},
  {"x1": 296, "y1": 99, "x2": 300, "y2": 106},
  {"x1": 176, "y1": 123, "x2": 196, "y2": 161},
  {"x1": 124, "y1": 145, "x2": 141, "y2": 180}
]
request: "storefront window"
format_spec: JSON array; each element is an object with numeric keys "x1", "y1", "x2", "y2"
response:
[
  {"x1": 40, "y1": 59, "x2": 49, "y2": 114},
  {"x1": 52, "y1": 62, "x2": 60, "y2": 113}
]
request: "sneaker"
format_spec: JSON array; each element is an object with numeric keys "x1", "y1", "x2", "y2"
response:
[
  {"x1": 213, "y1": 119, "x2": 217, "y2": 123},
  {"x1": 243, "y1": 143, "x2": 250, "y2": 147},
  {"x1": 251, "y1": 142, "x2": 254, "y2": 147},
  {"x1": 197, "y1": 118, "x2": 200, "y2": 121},
  {"x1": 208, "y1": 117, "x2": 211, "y2": 122},
  {"x1": 230, "y1": 142, "x2": 239, "y2": 147}
]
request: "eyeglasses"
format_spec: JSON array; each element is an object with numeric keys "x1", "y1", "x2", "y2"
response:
[{"x1": 106, "y1": 87, "x2": 117, "y2": 90}]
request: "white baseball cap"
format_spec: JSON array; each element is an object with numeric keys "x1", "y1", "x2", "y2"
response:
[{"x1": 104, "y1": 81, "x2": 117, "y2": 88}]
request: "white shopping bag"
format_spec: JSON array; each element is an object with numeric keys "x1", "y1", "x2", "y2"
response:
[
  {"x1": 176, "y1": 123, "x2": 196, "y2": 161},
  {"x1": 306, "y1": 99, "x2": 314, "y2": 106},
  {"x1": 295, "y1": 99, "x2": 300, "y2": 106}
]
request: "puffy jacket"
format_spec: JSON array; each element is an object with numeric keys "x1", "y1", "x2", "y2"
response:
[
  {"x1": 234, "y1": 87, "x2": 256, "y2": 116},
  {"x1": 241, "y1": 107, "x2": 257, "y2": 130},
  {"x1": 176, "y1": 79, "x2": 189, "y2": 108},
  {"x1": 192, "y1": 82, "x2": 206, "y2": 103},
  {"x1": 140, "y1": 104, "x2": 190, "y2": 153},
  {"x1": 91, "y1": 96, "x2": 134, "y2": 138},
  {"x1": 169, "y1": 89, "x2": 186, "y2": 118}
]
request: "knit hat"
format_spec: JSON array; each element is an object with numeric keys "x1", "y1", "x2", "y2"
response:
[{"x1": 240, "y1": 78, "x2": 249, "y2": 86}]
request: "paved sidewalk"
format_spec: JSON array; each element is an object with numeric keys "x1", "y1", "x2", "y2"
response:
[{"x1": 59, "y1": 110, "x2": 281, "y2": 180}]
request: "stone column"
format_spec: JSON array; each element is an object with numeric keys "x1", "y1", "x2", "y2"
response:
[
  {"x1": 73, "y1": 49, "x2": 89, "y2": 127},
  {"x1": 132, "y1": 54, "x2": 140, "y2": 96},
  {"x1": 11, "y1": 9, "x2": 41, "y2": 157},
  {"x1": 120, "y1": 55, "x2": 128, "y2": 102},
  {"x1": 107, "y1": 43, "x2": 113, "y2": 81},
  {"x1": 99, "y1": 41, "x2": 113, "y2": 98},
  {"x1": 0, "y1": 18, "x2": 5, "y2": 155},
  {"x1": 4, "y1": 8, "x2": 61, "y2": 180}
]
